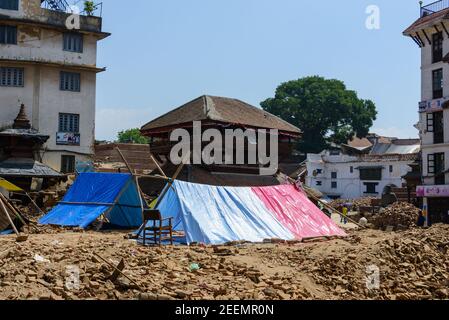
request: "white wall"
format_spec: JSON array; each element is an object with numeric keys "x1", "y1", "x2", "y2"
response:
[
  {"x1": 0, "y1": 0, "x2": 102, "y2": 171},
  {"x1": 306, "y1": 153, "x2": 412, "y2": 199}
]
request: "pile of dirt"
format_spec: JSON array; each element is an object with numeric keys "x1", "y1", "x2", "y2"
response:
[
  {"x1": 329, "y1": 197, "x2": 377, "y2": 211},
  {"x1": 371, "y1": 202, "x2": 421, "y2": 230}
]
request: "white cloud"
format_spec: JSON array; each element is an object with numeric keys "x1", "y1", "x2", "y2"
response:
[
  {"x1": 95, "y1": 107, "x2": 156, "y2": 141},
  {"x1": 371, "y1": 126, "x2": 418, "y2": 139}
]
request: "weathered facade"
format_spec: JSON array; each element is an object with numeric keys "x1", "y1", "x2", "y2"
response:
[
  {"x1": 140, "y1": 95, "x2": 302, "y2": 186},
  {"x1": 0, "y1": 0, "x2": 109, "y2": 172},
  {"x1": 404, "y1": 1, "x2": 449, "y2": 224},
  {"x1": 305, "y1": 135, "x2": 420, "y2": 200}
]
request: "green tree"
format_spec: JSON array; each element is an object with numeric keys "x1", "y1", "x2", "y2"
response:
[
  {"x1": 117, "y1": 128, "x2": 149, "y2": 144},
  {"x1": 261, "y1": 76, "x2": 377, "y2": 154}
]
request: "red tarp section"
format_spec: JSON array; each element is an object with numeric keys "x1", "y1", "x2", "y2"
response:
[{"x1": 252, "y1": 185, "x2": 347, "y2": 240}]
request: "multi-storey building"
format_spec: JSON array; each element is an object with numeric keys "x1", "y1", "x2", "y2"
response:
[
  {"x1": 404, "y1": 1, "x2": 449, "y2": 224},
  {"x1": 0, "y1": 0, "x2": 109, "y2": 173},
  {"x1": 305, "y1": 135, "x2": 420, "y2": 200}
]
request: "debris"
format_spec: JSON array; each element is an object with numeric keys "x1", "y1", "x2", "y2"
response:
[
  {"x1": 189, "y1": 263, "x2": 200, "y2": 272},
  {"x1": 371, "y1": 202, "x2": 421, "y2": 230},
  {"x1": 33, "y1": 254, "x2": 50, "y2": 263}
]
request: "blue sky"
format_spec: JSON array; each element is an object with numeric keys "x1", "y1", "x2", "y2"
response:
[{"x1": 93, "y1": 0, "x2": 422, "y2": 141}]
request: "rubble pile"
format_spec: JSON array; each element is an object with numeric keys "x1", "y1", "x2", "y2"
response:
[
  {"x1": 310, "y1": 225, "x2": 449, "y2": 300},
  {"x1": 1, "y1": 225, "x2": 449, "y2": 300},
  {"x1": 371, "y1": 202, "x2": 421, "y2": 230},
  {"x1": 329, "y1": 197, "x2": 377, "y2": 211}
]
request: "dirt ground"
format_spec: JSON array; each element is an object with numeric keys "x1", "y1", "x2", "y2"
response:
[{"x1": 1, "y1": 224, "x2": 449, "y2": 300}]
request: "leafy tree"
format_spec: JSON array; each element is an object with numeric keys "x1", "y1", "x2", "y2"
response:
[
  {"x1": 117, "y1": 128, "x2": 149, "y2": 144},
  {"x1": 261, "y1": 76, "x2": 377, "y2": 154}
]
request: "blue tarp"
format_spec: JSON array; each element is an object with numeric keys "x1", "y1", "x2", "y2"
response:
[
  {"x1": 39, "y1": 173, "x2": 143, "y2": 229},
  {"x1": 156, "y1": 181, "x2": 294, "y2": 245}
]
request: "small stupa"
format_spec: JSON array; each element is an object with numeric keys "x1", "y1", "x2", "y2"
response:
[{"x1": 12, "y1": 104, "x2": 31, "y2": 130}]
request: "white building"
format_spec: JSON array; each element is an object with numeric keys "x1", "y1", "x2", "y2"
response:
[
  {"x1": 305, "y1": 136, "x2": 420, "y2": 200},
  {"x1": 404, "y1": 1, "x2": 449, "y2": 224},
  {"x1": 0, "y1": 0, "x2": 109, "y2": 173}
]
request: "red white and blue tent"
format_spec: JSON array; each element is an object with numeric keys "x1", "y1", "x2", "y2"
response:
[{"x1": 156, "y1": 181, "x2": 346, "y2": 245}]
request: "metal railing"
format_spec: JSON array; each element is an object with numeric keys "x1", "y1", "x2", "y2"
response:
[
  {"x1": 41, "y1": 0, "x2": 69, "y2": 12},
  {"x1": 421, "y1": 0, "x2": 449, "y2": 17},
  {"x1": 41, "y1": 0, "x2": 103, "y2": 17}
]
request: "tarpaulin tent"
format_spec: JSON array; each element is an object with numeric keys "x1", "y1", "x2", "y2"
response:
[
  {"x1": 39, "y1": 173, "x2": 143, "y2": 229},
  {"x1": 154, "y1": 181, "x2": 346, "y2": 245}
]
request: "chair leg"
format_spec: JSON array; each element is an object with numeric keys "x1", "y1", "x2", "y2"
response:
[
  {"x1": 159, "y1": 228, "x2": 162, "y2": 246},
  {"x1": 143, "y1": 229, "x2": 146, "y2": 246}
]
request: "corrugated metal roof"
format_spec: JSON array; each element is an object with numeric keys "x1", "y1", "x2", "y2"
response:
[{"x1": 0, "y1": 158, "x2": 63, "y2": 178}]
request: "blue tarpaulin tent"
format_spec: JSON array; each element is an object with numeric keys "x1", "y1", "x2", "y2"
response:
[{"x1": 39, "y1": 173, "x2": 143, "y2": 229}]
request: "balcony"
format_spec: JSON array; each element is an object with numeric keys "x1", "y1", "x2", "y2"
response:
[
  {"x1": 421, "y1": 0, "x2": 449, "y2": 17},
  {"x1": 41, "y1": 0, "x2": 103, "y2": 18}
]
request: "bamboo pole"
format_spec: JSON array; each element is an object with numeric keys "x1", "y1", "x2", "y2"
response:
[
  {"x1": 149, "y1": 153, "x2": 167, "y2": 178},
  {"x1": 116, "y1": 147, "x2": 147, "y2": 219},
  {"x1": 0, "y1": 193, "x2": 27, "y2": 226},
  {"x1": 302, "y1": 186, "x2": 366, "y2": 229},
  {"x1": 0, "y1": 198, "x2": 19, "y2": 235},
  {"x1": 285, "y1": 175, "x2": 366, "y2": 229}
]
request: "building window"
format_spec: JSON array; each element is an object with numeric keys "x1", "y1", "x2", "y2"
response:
[
  {"x1": 364, "y1": 183, "x2": 379, "y2": 194},
  {"x1": 0, "y1": 67, "x2": 24, "y2": 87},
  {"x1": 316, "y1": 169, "x2": 322, "y2": 174},
  {"x1": 331, "y1": 172, "x2": 337, "y2": 179},
  {"x1": 61, "y1": 155, "x2": 76, "y2": 174},
  {"x1": 63, "y1": 33, "x2": 83, "y2": 53},
  {"x1": 427, "y1": 113, "x2": 434, "y2": 132},
  {"x1": 432, "y1": 32, "x2": 443, "y2": 63},
  {"x1": 60, "y1": 71, "x2": 80, "y2": 92},
  {"x1": 428, "y1": 153, "x2": 445, "y2": 175},
  {"x1": 59, "y1": 113, "x2": 80, "y2": 133},
  {"x1": 316, "y1": 181, "x2": 322, "y2": 186},
  {"x1": 360, "y1": 168, "x2": 382, "y2": 181},
  {"x1": 331, "y1": 181, "x2": 337, "y2": 189},
  {"x1": 0, "y1": 25, "x2": 17, "y2": 44},
  {"x1": 433, "y1": 111, "x2": 444, "y2": 144},
  {"x1": 350, "y1": 166, "x2": 354, "y2": 174},
  {"x1": 329, "y1": 150, "x2": 341, "y2": 156},
  {"x1": 433, "y1": 68, "x2": 443, "y2": 99},
  {"x1": 389, "y1": 165, "x2": 393, "y2": 173},
  {"x1": 0, "y1": 0, "x2": 18, "y2": 10}
]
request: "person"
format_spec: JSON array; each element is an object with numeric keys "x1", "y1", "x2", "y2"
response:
[
  {"x1": 417, "y1": 212, "x2": 425, "y2": 227},
  {"x1": 341, "y1": 205, "x2": 348, "y2": 225},
  {"x1": 359, "y1": 213, "x2": 368, "y2": 227}
]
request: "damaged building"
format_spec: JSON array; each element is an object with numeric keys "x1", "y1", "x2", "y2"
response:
[
  {"x1": 0, "y1": 0, "x2": 109, "y2": 173},
  {"x1": 140, "y1": 95, "x2": 302, "y2": 191},
  {"x1": 0, "y1": 103, "x2": 63, "y2": 190}
]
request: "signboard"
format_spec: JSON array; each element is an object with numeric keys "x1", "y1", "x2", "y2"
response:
[
  {"x1": 56, "y1": 132, "x2": 80, "y2": 146},
  {"x1": 419, "y1": 98, "x2": 448, "y2": 113},
  {"x1": 416, "y1": 185, "x2": 449, "y2": 198}
]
